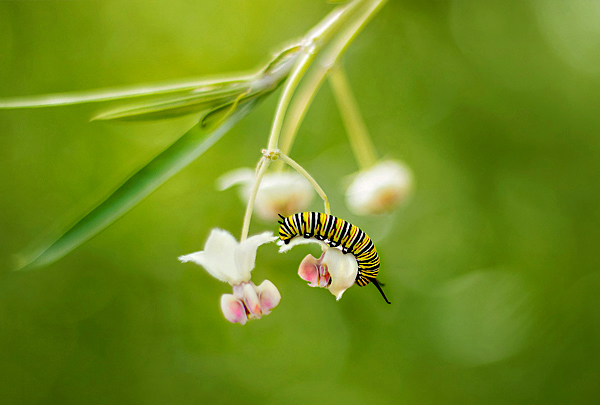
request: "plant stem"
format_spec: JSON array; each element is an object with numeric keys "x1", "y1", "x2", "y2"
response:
[
  {"x1": 279, "y1": 153, "x2": 330, "y2": 215},
  {"x1": 328, "y1": 63, "x2": 378, "y2": 169},
  {"x1": 266, "y1": 0, "x2": 365, "y2": 152},
  {"x1": 266, "y1": 49, "x2": 316, "y2": 152},
  {"x1": 240, "y1": 157, "x2": 271, "y2": 241},
  {"x1": 278, "y1": 0, "x2": 386, "y2": 162}
]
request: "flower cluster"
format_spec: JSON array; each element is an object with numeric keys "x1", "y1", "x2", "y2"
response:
[
  {"x1": 181, "y1": 118, "x2": 413, "y2": 326},
  {"x1": 180, "y1": 225, "x2": 362, "y2": 324},
  {"x1": 178, "y1": 0, "x2": 409, "y2": 325},
  {"x1": 179, "y1": 229, "x2": 280, "y2": 324}
]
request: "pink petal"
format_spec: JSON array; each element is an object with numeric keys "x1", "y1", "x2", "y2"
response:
[
  {"x1": 298, "y1": 254, "x2": 321, "y2": 287},
  {"x1": 256, "y1": 280, "x2": 281, "y2": 314},
  {"x1": 220, "y1": 294, "x2": 248, "y2": 325},
  {"x1": 241, "y1": 282, "x2": 262, "y2": 319}
]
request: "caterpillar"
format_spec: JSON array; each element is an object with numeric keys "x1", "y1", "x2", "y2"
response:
[{"x1": 277, "y1": 212, "x2": 391, "y2": 304}]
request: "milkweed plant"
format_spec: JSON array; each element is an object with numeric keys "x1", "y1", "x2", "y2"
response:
[{"x1": 1, "y1": 0, "x2": 413, "y2": 324}]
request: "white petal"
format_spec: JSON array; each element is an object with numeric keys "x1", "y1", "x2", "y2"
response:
[
  {"x1": 346, "y1": 160, "x2": 413, "y2": 215},
  {"x1": 233, "y1": 232, "x2": 277, "y2": 278},
  {"x1": 322, "y1": 248, "x2": 358, "y2": 300},
  {"x1": 179, "y1": 246, "x2": 233, "y2": 283},
  {"x1": 278, "y1": 237, "x2": 328, "y2": 253},
  {"x1": 215, "y1": 167, "x2": 255, "y2": 191},
  {"x1": 255, "y1": 280, "x2": 281, "y2": 314},
  {"x1": 178, "y1": 251, "x2": 208, "y2": 267},
  {"x1": 220, "y1": 294, "x2": 248, "y2": 325},
  {"x1": 202, "y1": 229, "x2": 241, "y2": 284}
]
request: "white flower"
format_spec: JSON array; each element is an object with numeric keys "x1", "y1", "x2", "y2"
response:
[
  {"x1": 345, "y1": 160, "x2": 413, "y2": 215},
  {"x1": 217, "y1": 168, "x2": 314, "y2": 221},
  {"x1": 279, "y1": 238, "x2": 358, "y2": 300},
  {"x1": 179, "y1": 229, "x2": 280, "y2": 325}
]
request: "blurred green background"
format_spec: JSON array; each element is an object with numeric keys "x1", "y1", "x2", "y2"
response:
[{"x1": 1, "y1": 1, "x2": 599, "y2": 404}]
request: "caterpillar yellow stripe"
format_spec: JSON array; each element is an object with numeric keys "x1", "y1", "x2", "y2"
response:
[{"x1": 277, "y1": 212, "x2": 390, "y2": 304}]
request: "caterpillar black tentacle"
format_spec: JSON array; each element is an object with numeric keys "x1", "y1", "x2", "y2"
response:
[
  {"x1": 371, "y1": 279, "x2": 391, "y2": 304},
  {"x1": 277, "y1": 212, "x2": 391, "y2": 304}
]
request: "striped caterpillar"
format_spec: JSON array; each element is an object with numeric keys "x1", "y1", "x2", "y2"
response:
[{"x1": 278, "y1": 212, "x2": 390, "y2": 304}]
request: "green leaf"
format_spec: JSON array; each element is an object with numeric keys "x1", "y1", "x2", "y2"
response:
[
  {"x1": 0, "y1": 44, "x2": 303, "y2": 113},
  {"x1": 15, "y1": 99, "x2": 260, "y2": 271},
  {"x1": 0, "y1": 43, "x2": 303, "y2": 126},
  {"x1": 90, "y1": 84, "x2": 249, "y2": 122},
  {"x1": 199, "y1": 91, "x2": 250, "y2": 130},
  {"x1": 0, "y1": 75, "x2": 255, "y2": 109}
]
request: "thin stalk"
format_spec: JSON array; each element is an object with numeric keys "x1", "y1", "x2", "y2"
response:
[
  {"x1": 240, "y1": 158, "x2": 271, "y2": 241},
  {"x1": 277, "y1": 59, "x2": 329, "y2": 161},
  {"x1": 266, "y1": 0, "x2": 365, "y2": 152},
  {"x1": 279, "y1": 153, "x2": 330, "y2": 215},
  {"x1": 328, "y1": 64, "x2": 378, "y2": 169},
  {"x1": 266, "y1": 49, "x2": 316, "y2": 152},
  {"x1": 278, "y1": 0, "x2": 386, "y2": 161}
]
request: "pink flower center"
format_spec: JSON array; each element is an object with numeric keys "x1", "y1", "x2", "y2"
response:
[{"x1": 298, "y1": 253, "x2": 332, "y2": 288}]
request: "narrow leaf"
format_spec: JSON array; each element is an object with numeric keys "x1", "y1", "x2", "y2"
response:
[
  {"x1": 16, "y1": 99, "x2": 260, "y2": 271},
  {"x1": 200, "y1": 91, "x2": 250, "y2": 130},
  {"x1": 90, "y1": 86, "x2": 248, "y2": 122},
  {"x1": 0, "y1": 43, "x2": 303, "y2": 111},
  {"x1": 0, "y1": 75, "x2": 254, "y2": 109}
]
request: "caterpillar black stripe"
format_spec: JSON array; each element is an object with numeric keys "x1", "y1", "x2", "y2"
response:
[{"x1": 277, "y1": 212, "x2": 391, "y2": 304}]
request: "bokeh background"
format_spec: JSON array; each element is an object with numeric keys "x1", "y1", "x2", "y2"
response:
[{"x1": 1, "y1": 1, "x2": 599, "y2": 404}]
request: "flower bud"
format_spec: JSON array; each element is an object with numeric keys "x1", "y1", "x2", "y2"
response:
[
  {"x1": 218, "y1": 168, "x2": 315, "y2": 221},
  {"x1": 345, "y1": 160, "x2": 413, "y2": 215}
]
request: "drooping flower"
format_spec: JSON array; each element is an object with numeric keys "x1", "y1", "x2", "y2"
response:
[
  {"x1": 279, "y1": 237, "x2": 358, "y2": 300},
  {"x1": 217, "y1": 168, "x2": 314, "y2": 221},
  {"x1": 345, "y1": 160, "x2": 413, "y2": 215},
  {"x1": 179, "y1": 229, "x2": 280, "y2": 325}
]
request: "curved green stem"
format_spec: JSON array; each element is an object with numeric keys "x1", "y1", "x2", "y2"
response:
[
  {"x1": 266, "y1": 0, "x2": 366, "y2": 152},
  {"x1": 279, "y1": 153, "x2": 330, "y2": 215},
  {"x1": 328, "y1": 64, "x2": 378, "y2": 169},
  {"x1": 240, "y1": 157, "x2": 271, "y2": 241},
  {"x1": 266, "y1": 49, "x2": 317, "y2": 152},
  {"x1": 278, "y1": 0, "x2": 387, "y2": 161}
]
